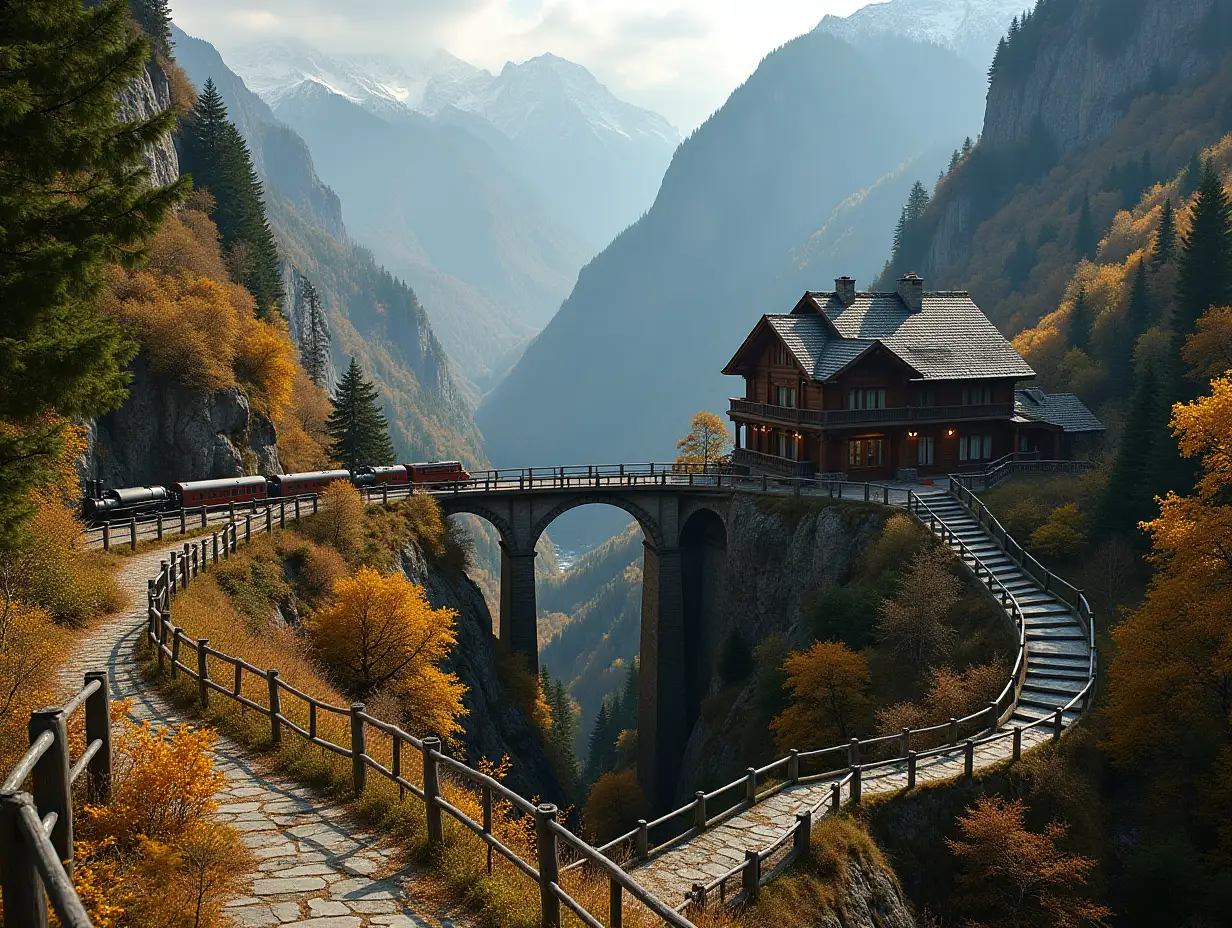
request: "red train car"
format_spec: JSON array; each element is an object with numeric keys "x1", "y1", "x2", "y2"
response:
[
  {"x1": 173, "y1": 476, "x2": 268, "y2": 507},
  {"x1": 267, "y1": 470, "x2": 352, "y2": 497},
  {"x1": 406, "y1": 461, "x2": 469, "y2": 484},
  {"x1": 355, "y1": 465, "x2": 409, "y2": 487}
]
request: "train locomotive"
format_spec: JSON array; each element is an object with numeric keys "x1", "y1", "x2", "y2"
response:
[{"x1": 81, "y1": 462, "x2": 469, "y2": 521}]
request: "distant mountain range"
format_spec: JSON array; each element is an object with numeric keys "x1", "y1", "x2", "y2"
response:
[
  {"x1": 817, "y1": 0, "x2": 1026, "y2": 67},
  {"x1": 216, "y1": 39, "x2": 680, "y2": 388}
]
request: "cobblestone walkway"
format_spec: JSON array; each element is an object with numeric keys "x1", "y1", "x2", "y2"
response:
[
  {"x1": 60, "y1": 545, "x2": 468, "y2": 928},
  {"x1": 628, "y1": 489, "x2": 1091, "y2": 907}
]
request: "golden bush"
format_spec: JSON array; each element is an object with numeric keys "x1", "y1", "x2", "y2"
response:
[
  {"x1": 275, "y1": 366, "x2": 332, "y2": 472},
  {"x1": 582, "y1": 770, "x2": 650, "y2": 842},
  {"x1": 310, "y1": 481, "x2": 366, "y2": 559},
  {"x1": 772, "y1": 641, "x2": 872, "y2": 751}
]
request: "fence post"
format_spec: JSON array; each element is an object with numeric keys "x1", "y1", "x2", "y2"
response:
[
  {"x1": 1053, "y1": 707, "x2": 1064, "y2": 741},
  {"x1": 197, "y1": 640, "x2": 210, "y2": 708},
  {"x1": 1012, "y1": 726, "x2": 1023, "y2": 761},
  {"x1": 199, "y1": 506, "x2": 206, "y2": 529},
  {"x1": 294, "y1": 497, "x2": 301, "y2": 521},
  {"x1": 482, "y1": 784, "x2": 493, "y2": 873},
  {"x1": 693, "y1": 791, "x2": 707, "y2": 829},
  {"x1": 169, "y1": 551, "x2": 178, "y2": 593},
  {"x1": 907, "y1": 750, "x2": 917, "y2": 790},
  {"x1": 964, "y1": 740, "x2": 975, "y2": 777},
  {"x1": 180, "y1": 508, "x2": 186, "y2": 534},
  {"x1": 157, "y1": 513, "x2": 164, "y2": 540},
  {"x1": 745, "y1": 766, "x2": 757, "y2": 803},
  {"x1": 181, "y1": 543, "x2": 189, "y2": 584},
  {"x1": 635, "y1": 819, "x2": 649, "y2": 859},
  {"x1": 742, "y1": 849, "x2": 761, "y2": 902},
  {"x1": 422, "y1": 736, "x2": 443, "y2": 847},
  {"x1": 312, "y1": 495, "x2": 319, "y2": 514},
  {"x1": 850, "y1": 766, "x2": 862, "y2": 805},
  {"x1": 265, "y1": 506, "x2": 272, "y2": 533},
  {"x1": 29, "y1": 707, "x2": 73, "y2": 878},
  {"x1": 788, "y1": 748, "x2": 800, "y2": 783},
  {"x1": 987, "y1": 701, "x2": 999, "y2": 735},
  {"x1": 901, "y1": 728, "x2": 911, "y2": 757},
  {"x1": 535, "y1": 804, "x2": 560, "y2": 928},
  {"x1": 279, "y1": 501, "x2": 285, "y2": 528},
  {"x1": 267, "y1": 670, "x2": 281, "y2": 745},
  {"x1": 102, "y1": 522, "x2": 110, "y2": 551},
  {"x1": 948, "y1": 717, "x2": 959, "y2": 744},
  {"x1": 0, "y1": 791, "x2": 49, "y2": 928},
  {"x1": 245, "y1": 514, "x2": 252, "y2": 544},
  {"x1": 348, "y1": 703, "x2": 366, "y2": 795},
  {"x1": 610, "y1": 878, "x2": 623, "y2": 928},
  {"x1": 848, "y1": 737, "x2": 860, "y2": 766},
  {"x1": 157, "y1": 619, "x2": 168, "y2": 673},
  {"x1": 794, "y1": 809, "x2": 812, "y2": 858},
  {"x1": 830, "y1": 781, "x2": 841, "y2": 812},
  {"x1": 82, "y1": 670, "x2": 112, "y2": 804},
  {"x1": 129, "y1": 518, "x2": 137, "y2": 551},
  {"x1": 212, "y1": 532, "x2": 219, "y2": 563},
  {"x1": 170, "y1": 630, "x2": 181, "y2": 681}
]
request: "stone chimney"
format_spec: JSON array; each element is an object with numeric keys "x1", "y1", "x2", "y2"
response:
[
  {"x1": 897, "y1": 273, "x2": 924, "y2": 313},
  {"x1": 835, "y1": 276, "x2": 857, "y2": 307}
]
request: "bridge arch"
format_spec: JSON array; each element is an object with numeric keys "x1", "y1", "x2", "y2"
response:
[{"x1": 528, "y1": 494, "x2": 666, "y2": 553}]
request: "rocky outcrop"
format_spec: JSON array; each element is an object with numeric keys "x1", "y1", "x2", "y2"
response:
[
  {"x1": 816, "y1": 850, "x2": 917, "y2": 928},
  {"x1": 87, "y1": 355, "x2": 280, "y2": 488},
  {"x1": 117, "y1": 60, "x2": 180, "y2": 188},
  {"x1": 400, "y1": 543, "x2": 564, "y2": 803},
  {"x1": 675, "y1": 496, "x2": 885, "y2": 799},
  {"x1": 282, "y1": 263, "x2": 338, "y2": 393}
]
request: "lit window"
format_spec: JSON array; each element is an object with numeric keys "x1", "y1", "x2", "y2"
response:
[{"x1": 848, "y1": 438, "x2": 883, "y2": 467}]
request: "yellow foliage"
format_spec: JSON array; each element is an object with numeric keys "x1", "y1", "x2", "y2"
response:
[
  {"x1": 772, "y1": 641, "x2": 872, "y2": 750},
  {"x1": 310, "y1": 566, "x2": 466, "y2": 740},
  {"x1": 1184, "y1": 305, "x2": 1232, "y2": 382},
  {"x1": 275, "y1": 366, "x2": 332, "y2": 472},
  {"x1": 859, "y1": 513, "x2": 928, "y2": 579},
  {"x1": 877, "y1": 547, "x2": 961, "y2": 665},
  {"x1": 234, "y1": 310, "x2": 296, "y2": 415},
  {"x1": 582, "y1": 770, "x2": 650, "y2": 842},
  {"x1": 1031, "y1": 503, "x2": 1089, "y2": 558},
  {"x1": 878, "y1": 659, "x2": 1009, "y2": 738},
  {"x1": 310, "y1": 481, "x2": 366, "y2": 559},
  {"x1": 676, "y1": 410, "x2": 732, "y2": 469}
]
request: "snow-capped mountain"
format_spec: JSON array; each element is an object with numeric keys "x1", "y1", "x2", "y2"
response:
[{"x1": 817, "y1": 0, "x2": 1027, "y2": 67}]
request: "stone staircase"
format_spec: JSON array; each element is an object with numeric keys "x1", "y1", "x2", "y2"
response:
[{"x1": 626, "y1": 487, "x2": 1094, "y2": 911}]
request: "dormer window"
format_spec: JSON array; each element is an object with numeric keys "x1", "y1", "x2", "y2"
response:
[
  {"x1": 775, "y1": 385, "x2": 797, "y2": 408},
  {"x1": 772, "y1": 343, "x2": 789, "y2": 365}
]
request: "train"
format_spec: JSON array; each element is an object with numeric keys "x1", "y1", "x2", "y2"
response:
[{"x1": 81, "y1": 462, "x2": 470, "y2": 521}]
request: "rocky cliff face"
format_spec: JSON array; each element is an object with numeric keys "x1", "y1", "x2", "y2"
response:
[
  {"x1": 87, "y1": 355, "x2": 280, "y2": 488},
  {"x1": 282, "y1": 263, "x2": 338, "y2": 393},
  {"x1": 675, "y1": 496, "x2": 886, "y2": 800},
  {"x1": 819, "y1": 850, "x2": 917, "y2": 928},
  {"x1": 117, "y1": 59, "x2": 179, "y2": 188},
  {"x1": 400, "y1": 543, "x2": 564, "y2": 803}
]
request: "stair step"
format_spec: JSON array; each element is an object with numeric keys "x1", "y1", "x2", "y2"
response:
[
  {"x1": 1030, "y1": 655, "x2": 1091, "y2": 671},
  {"x1": 1021, "y1": 681, "x2": 1086, "y2": 700},
  {"x1": 1026, "y1": 669, "x2": 1091, "y2": 685},
  {"x1": 1026, "y1": 631, "x2": 1087, "y2": 642},
  {"x1": 1023, "y1": 620, "x2": 1079, "y2": 633},
  {"x1": 1016, "y1": 697, "x2": 1083, "y2": 717}
]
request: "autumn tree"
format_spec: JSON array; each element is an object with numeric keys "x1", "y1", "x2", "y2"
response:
[
  {"x1": 583, "y1": 770, "x2": 650, "y2": 843},
  {"x1": 771, "y1": 641, "x2": 872, "y2": 750},
  {"x1": 1068, "y1": 287, "x2": 1093, "y2": 356},
  {"x1": 1030, "y1": 503, "x2": 1088, "y2": 558},
  {"x1": 0, "y1": 0, "x2": 188, "y2": 548},
  {"x1": 1182, "y1": 305, "x2": 1232, "y2": 382},
  {"x1": 311, "y1": 480, "x2": 365, "y2": 559},
  {"x1": 877, "y1": 546, "x2": 960, "y2": 666},
  {"x1": 1105, "y1": 376, "x2": 1232, "y2": 772},
  {"x1": 948, "y1": 796, "x2": 1110, "y2": 928},
  {"x1": 327, "y1": 358, "x2": 395, "y2": 469},
  {"x1": 879, "y1": 658, "x2": 1009, "y2": 738},
  {"x1": 675, "y1": 410, "x2": 732, "y2": 470},
  {"x1": 310, "y1": 567, "x2": 466, "y2": 740}
]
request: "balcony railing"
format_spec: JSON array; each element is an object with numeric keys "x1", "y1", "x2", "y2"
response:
[
  {"x1": 732, "y1": 448, "x2": 817, "y2": 478},
  {"x1": 729, "y1": 398, "x2": 1014, "y2": 429}
]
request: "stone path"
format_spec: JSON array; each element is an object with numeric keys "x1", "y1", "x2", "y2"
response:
[
  {"x1": 627, "y1": 488, "x2": 1092, "y2": 907},
  {"x1": 60, "y1": 545, "x2": 469, "y2": 928}
]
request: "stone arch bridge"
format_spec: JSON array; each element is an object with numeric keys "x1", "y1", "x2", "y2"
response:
[{"x1": 431, "y1": 464, "x2": 738, "y2": 807}]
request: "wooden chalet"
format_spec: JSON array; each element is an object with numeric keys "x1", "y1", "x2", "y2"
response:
[{"x1": 722, "y1": 275, "x2": 1103, "y2": 480}]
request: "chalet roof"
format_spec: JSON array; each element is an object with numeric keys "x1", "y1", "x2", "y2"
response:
[
  {"x1": 764, "y1": 315, "x2": 878, "y2": 381},
  {"x1": 793, "y1": 291, "x2": 1036, "y2": 382},
  {"x1": 1013, "y1": 389, "x2": 1105, "y2": 433}
]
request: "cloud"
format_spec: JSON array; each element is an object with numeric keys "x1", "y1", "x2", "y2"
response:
[{"x1": 169, "y1": 0, "x2": 865, "y2": 130}]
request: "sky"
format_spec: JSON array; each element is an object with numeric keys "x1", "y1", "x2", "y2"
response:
[{"x1": 168, "y1": 0, "x2": 869, "y2": 132}]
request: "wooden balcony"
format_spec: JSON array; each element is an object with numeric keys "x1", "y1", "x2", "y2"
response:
[
  {"x1": 732, "y1": 448, "x2": 817, "y2": 478},
  {"x1": 729, "y1": 398, "x2": 1014, "y2": 430}
]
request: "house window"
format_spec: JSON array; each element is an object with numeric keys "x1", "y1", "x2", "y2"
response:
[
  {"x1": 959, "y1": 435, "x2": 994, "y2": 461},
  {"x1": 917, "y1": 436, "x2": 935, "y2": 466},
  {"x1": 962, "y1": 385, "x2": 993, "y2": 405},
  {"x1": 847, "y1": 438, "x2": 884, "y2": 468},
  {"x1": 777, "y1": 432, "x2": 798, "y2": 460},
  {"x1": 847, "y1": 388, "x2": 887, "y2": 410},
  {"x1": 915, "y1": 388, "x2": 935, "y2": 407},
  {"x1": 775, "y1": 385, "x2": 797, "y2": 408},
  {"x1": 772, "y1": 343, "x2": 789, "y2": 365}
]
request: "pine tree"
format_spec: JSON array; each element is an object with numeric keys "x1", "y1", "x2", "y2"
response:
[
  {"x1": 1005, "y1": 235, "x2": 1035, "y2": 288},
  {"x1": 1152, "y1": 198, "x2": 1176, "y2": 267},
  {"x1": 541, "y1": 669, "x2": 580, "y2": 793},
  {"x1": 1096, "y1": 363, "x2": 1170, "y2": 539},
  {"x1": 1120, "y1": 259, "x2": 1151, "y2": 388},
  {"x1": 1075, "y1": 194, "x2": 1097, "y2": 260},
  {"x1": 326, "y1": 358, "x2": 394, "y2": 469},
  {"x1": 178, "y1": 79, "x2": 283, "y2": 316},
  {"x1": 0, "y1": 0, "x2": 188, "y2": 548},
  {"x1": 891, "y1": 181, "x2": 931, "y2": 273},
  {"x1": 302, "y1": 279, "x2": 331, "y2": 387},
  {"x1": 1069, "y1": 288, "x2": 1093, "y2": 356},
  {"x1": 1174, "y1": 162, "x2": 1232, "y2": 339},
  {"x1": 128, "y1": 0, "x2": 172, "y2": 57}
]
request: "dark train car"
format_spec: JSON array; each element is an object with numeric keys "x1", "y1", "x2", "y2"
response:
[
  {"x1": 267, "y1": 470, "x2": 352, "y2": 497},
  {"x1": 406, "y1": 461, "x2": 469, "y2": 484},
  {"x1": 173, "y1": 476, "x2": 269, "y2": 508},
  {"x1": 83, "y1": 485, "x2": 171, "y2": 519},
  {"x1": 353, "y1": 465, "x2": 409, "y2": 488}
]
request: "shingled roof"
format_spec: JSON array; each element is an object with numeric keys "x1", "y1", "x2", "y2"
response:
[{"x1": 1013, "y1": 389, "x2": 1105, "y2": 433}]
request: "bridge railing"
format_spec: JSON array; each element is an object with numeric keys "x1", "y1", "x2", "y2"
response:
[
  {"x1": 139, "y1": 501, "x2": 698, "y2": 928},
  {"x1": 950, "y1": 455, "x2": 1095, "y2": 493},
  {"x1": 1, "y1": 671, "x2": 113, "y2": 928}
]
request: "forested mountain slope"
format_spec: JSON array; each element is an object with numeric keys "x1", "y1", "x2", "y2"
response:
[
  {"x1": 172, "y1": 26, "x2": 485, "y2": 464},
  {"x1": 881, "y1": 0, "x2": 1232, "y2": 335},
  {"x1": 478, "y1": 33, "x2": 985, "y2": 467}
]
